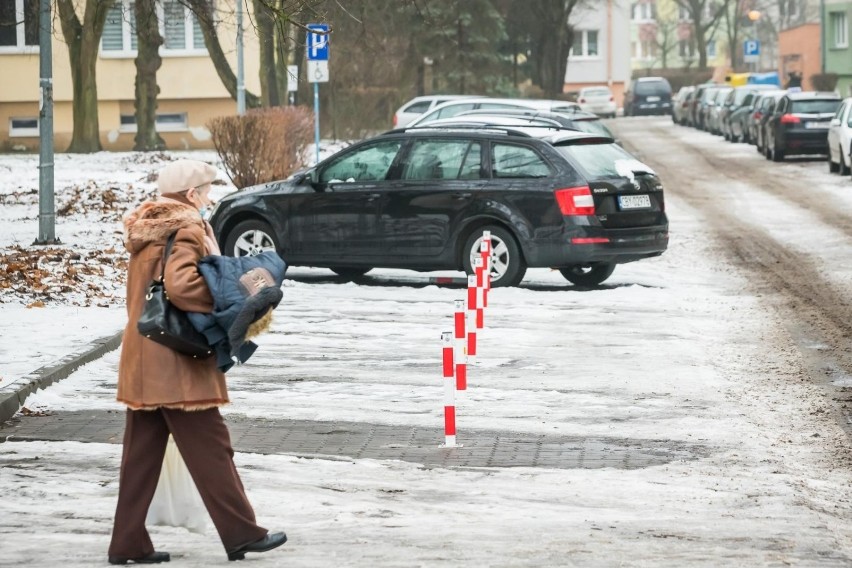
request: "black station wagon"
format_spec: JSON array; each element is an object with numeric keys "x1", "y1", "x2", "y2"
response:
[{"x1": 210, "y1": 128, "x2": 669, "y2": 287}]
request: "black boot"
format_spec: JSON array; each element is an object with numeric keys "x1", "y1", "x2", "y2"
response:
[
  {"x1": 108, "y1": 551, "x2": 170, "y2": 565},
  {"x1": 227, "y1": 532, "x2": 287, "y2": 561}
]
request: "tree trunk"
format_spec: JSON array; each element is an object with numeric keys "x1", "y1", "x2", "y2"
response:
[
  {"x1": 275, "y1": 17, "x2": 292, "y2": 104},
  {"x1": 695, "y1": 21, "x2": 708, "y2": 69},
  {"x1": 187, "y1": 0, "x2": 261, "y2": 108},
  {"x1": 254, "y1": 0, "x2": 279, "y2": 106},
  {"x1": 134, "y1": 0, "x2": 165, "y2": 151},
  {"x1": 57, "y1": 0, "x2": 114, "y2": 153}
]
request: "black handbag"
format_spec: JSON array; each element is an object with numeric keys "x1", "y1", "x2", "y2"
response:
[{"x1": 137, "y1": 232, "x2": 214, "y2": 359}]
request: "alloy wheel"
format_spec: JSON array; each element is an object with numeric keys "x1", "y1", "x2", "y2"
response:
[
  {"x1": 233, "y1": 229, "x2": 276, "y2": 257},
  {"x1": 469, "y1": 233, "x2": 510, "y2": 283}
]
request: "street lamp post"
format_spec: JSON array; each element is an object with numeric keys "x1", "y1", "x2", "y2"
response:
[{"x1": 35, "y1": 0, "x2": 57, "y2": 245}]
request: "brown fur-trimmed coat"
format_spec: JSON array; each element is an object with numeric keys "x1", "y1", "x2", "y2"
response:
[{"x1": 117, "y1": 197, "x2": 229, "y2": 411}]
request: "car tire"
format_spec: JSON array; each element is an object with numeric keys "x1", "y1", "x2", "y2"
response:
[
  {"x1": 461, "y1": 226, "x2": 526, "y2": 288},
  {"x1": 839, "y1": 147, "x2": 851, "y2": 176},
  {"x1": 560, "y1": 263, "x2": 616, "y2": 287},
  {"x1": 772, "y1": 145, "x2": 785, "y2": 162},
  {"x1": 829, "y1": 151, "x2": 840, "y2": 173},
  {"x1": 223, "y1": 219, "x2": 279, "y2": 258}
]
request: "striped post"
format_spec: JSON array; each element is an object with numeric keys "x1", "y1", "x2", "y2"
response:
[
  {"x1": 468, "y1": 273, "x2": 484, "y2": 329},
  {"x1": 480, "y1": 232, "x2": 492, "y2": 304},
  {"x1": 441, "y1": 332, "x2": 457, "y2": 447},
  {"x1": 466, "y1": 273, "x2": 478, "y2": 365},
  {"x1": 453, "y1": 300, "x2": 467, "y2": 390}
]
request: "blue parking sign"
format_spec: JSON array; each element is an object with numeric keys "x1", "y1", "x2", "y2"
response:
[
  {"x1": 743, "y1": 40, "x2": 760, "y2": 56},
  {"x1": 307, "y1": 24, "x2": 329, "y2": 61}
]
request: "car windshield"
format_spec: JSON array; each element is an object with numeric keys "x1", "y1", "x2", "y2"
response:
[
  {"x1": 791, "y1": 100, "x2": 841, "y2": 114},
  {"x1": 556, "y1": 142, "x2": 634, "y2": 179},
  {"x1": 635, "y1": 81, "x2": 670, "y2": 96}
]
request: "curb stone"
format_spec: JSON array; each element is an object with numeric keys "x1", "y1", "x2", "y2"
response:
[{"x1": 0, "y1": 330, "x2": 123, "y2": 424}]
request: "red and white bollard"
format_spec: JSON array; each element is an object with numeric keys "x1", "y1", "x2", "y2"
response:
[
  {"x1": 480, "y1": 231, "x2": 492, "y2": 304},
  {"x1": 441, "y1": 332, "x2": 458, "y2": 447},
  {"x1": 468, "y1": 272, "x2": 484, "y2": 330},
  {"x1": 453, "y1": 300, "x2": 467, "y2": 391}
]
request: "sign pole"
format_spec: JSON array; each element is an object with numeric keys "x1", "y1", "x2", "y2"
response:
[
  {"x1": 313, "y1": 82, "x2": 320, "y2": 164},
  {"x1": 35, "y1": 0, "x2": 56, "y2": 245}
]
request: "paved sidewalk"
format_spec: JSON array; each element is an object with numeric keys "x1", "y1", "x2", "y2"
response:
[{"x1": 0, "y1": 410, "x2": 704, "y2": 469}]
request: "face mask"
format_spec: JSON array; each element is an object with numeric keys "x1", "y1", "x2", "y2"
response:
[{"x1": 199, "y1": 205, "x2": 211, "y2": 220}]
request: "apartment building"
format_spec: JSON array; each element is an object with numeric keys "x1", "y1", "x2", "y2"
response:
[
  {"x1": 0, "y1": 0, "x2": 260, "y2": 151},
  {"x1": 564, "y1": 0, "x2": 632, "y2": 106},
  {"x1": 823, "y1": 0, "x2": 852, "y2": 96}
]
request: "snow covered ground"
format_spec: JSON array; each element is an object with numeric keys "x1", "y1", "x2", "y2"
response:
[{"x1": 3, "y1": 127, "x2": 852, "y2": 565}]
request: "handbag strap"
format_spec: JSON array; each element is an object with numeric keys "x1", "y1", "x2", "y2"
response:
[{"x1": 158, "y1": 232, "x2": 179, "y2": 283}]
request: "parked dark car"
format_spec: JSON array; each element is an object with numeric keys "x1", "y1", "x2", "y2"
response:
[
  {"x1": 720, "y1": 85, "x2": 776, "y2": 142},
  {"x1": 753, "y1": 91, "x2": 786, "y2": 154},
  {"x1": 210, "y1": 128, "x2": 669, "y2": 287},
  {"x1": 728, "y1": 87, "x2": 777, "y2": 143},
  {"x1": 624, "y1": 77, "x2": 673, "y2": 116},
  {"x1": 763, "y1": 91, "x2": 842, "y2": 161}
]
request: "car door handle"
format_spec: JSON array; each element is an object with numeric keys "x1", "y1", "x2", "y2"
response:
[{"x1": 452, "y1": 192, "x2": 472, "y2": 199}]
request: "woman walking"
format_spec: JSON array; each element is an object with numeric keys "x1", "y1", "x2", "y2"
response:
[{"x1": 108, "y1": 159, "x2": 286, "y2": 564}]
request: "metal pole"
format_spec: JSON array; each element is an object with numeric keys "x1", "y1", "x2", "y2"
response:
[
  {"x1": 236, "y1": 0, "x2": 245, "y2": 114},
  {"x1": 313, "y1": 82, "x2": 320, "y2": 164},
  {"x1": 35, "y1": 0, "x2": 56, "y2": 244}
]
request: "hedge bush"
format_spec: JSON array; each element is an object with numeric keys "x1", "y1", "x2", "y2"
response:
[{"x1": 208, "y1": 106, "x2": 314, "y2": 189}]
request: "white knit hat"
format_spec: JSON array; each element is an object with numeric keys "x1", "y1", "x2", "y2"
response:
[{"x1": 157, "y1": 159, "x2": 218, "y2": 194}]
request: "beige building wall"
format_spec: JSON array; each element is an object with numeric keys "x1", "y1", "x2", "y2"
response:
[{"x1": 0, "y1": 1, "x2": 262, "y2": 152}]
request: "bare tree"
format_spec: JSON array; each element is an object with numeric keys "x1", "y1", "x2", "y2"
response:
[
  {"x1": 674, "y1": 0, "x2": 732, "y2": 69},
  {"x1": 57, "y1": 0, "x2": 115, "y2": 153},
  {"x1": 134, "y1": 0, "x2": 166, "y2": 150}
]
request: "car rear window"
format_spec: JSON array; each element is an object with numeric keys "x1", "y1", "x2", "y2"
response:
[
  {"x1": 435, "y1": 103, "x2": 476, "y2": 120},
  {"x1": 791, "y1": 100, "x2": 841, "y2": 114},
  {"x1": 572, "y1": 120, "x2": 614, "y2": 138},
  {"x1": 556, "y1": 142, "x2": 634, "y2": 179},
  {"x1": 403, "y1": 101, "x2": 431, "y2": 114},
  {"x1": 635, "y1": 81, "x2": 671, "y2": 96},
  {"x1": 583, "y1": 88, "x2": 611, "y2": 96}
]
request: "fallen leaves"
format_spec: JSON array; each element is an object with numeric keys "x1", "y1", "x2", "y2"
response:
[{"x1": 0, "y1": 245, "x2": 128, "y2": 307}]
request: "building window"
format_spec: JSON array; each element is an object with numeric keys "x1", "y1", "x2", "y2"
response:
[
  {"x1": 830, "y1": 11, "x2": 848, "y2": 48},
  {"x1": 632, "y1": 2, "x2": 655, "y2": 22},
  {"x1": 706, "y1": 39, "x2": 717, "y2": 57},
  {"x1": 571, "y1": 30, "x2": 599, "y2": 58},
  {"x1": 678, "y1": 6, "x2": 691, "y2": 21},
  {"x1": 9, "y1": 117, "x2": 38, "y2": 137},
  {"x1": 101, "y1": 0, "x2": 206, "y2": 56},
  {"x1": 678, "y1": 39, "x2": 695, "y2": 59},
  {"x1": 119, "y1": 112, "x2": 188, "y2": 132},
  {"x1": 0, "y1": 0, "x2": 38, "y2": 52}
]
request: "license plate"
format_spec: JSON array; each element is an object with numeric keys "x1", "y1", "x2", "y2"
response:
[
  {"x1": 618, "y1": 194, "x2": 652, "y2": 210},
  {"x1": 646, "y1": 96, "x2": 661, "y2": 102},
  {"x1": 805, "y1": 122, "x2": 829, "y2": 129}
]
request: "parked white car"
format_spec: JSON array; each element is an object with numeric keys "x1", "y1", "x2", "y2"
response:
[
  {"x1": 406, "y1": 97, "x2": 581, "y2": 127},
  {"x1": 576, "y1": 86, "x2": 617, "y2": 118},
  {"x1": 828, "y1": 96, "x2": 852, "y2": 176},
  {"x1": 392, "y1": 95, "x2": 478, "y2": 128}
]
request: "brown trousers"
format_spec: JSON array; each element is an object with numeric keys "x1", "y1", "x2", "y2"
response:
[{"x1": 108, "y1": 407, "x2": 267, "y2": 558}]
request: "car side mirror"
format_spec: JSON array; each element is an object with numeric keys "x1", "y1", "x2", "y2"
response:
[{"x1": 831, "y1": 119, "x2": 841, "y2": 126}]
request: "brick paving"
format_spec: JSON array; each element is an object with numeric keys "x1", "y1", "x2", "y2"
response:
[{"x1": 0, "y1": 410, "x2": 703, "y2": 469}]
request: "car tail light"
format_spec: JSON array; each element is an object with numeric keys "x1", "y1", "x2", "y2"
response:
[
  {"x1": 554, "y1": 186, "x2": 595, "y2": 216},
  {"x1": 780, "y1": 114, "x2": 800, "y2": 124},
  {"x1": 393, "y1": 114, "x2": 398, "y2": 127},
  {"x1": 753, "y1": 111, "x2": 762, "y2": 120},
  {"x1": 571, "y1": 237, "x2": 610, "y2": 244}
]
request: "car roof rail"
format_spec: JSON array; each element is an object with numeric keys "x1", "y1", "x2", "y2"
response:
[{"x1": 386, "y1": 125, "x2": 536, "y2": 137}]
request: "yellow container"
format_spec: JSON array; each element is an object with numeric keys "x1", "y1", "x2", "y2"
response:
[{"x1": 724, "y1": 72, "x2": 751, "y2": 87}]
